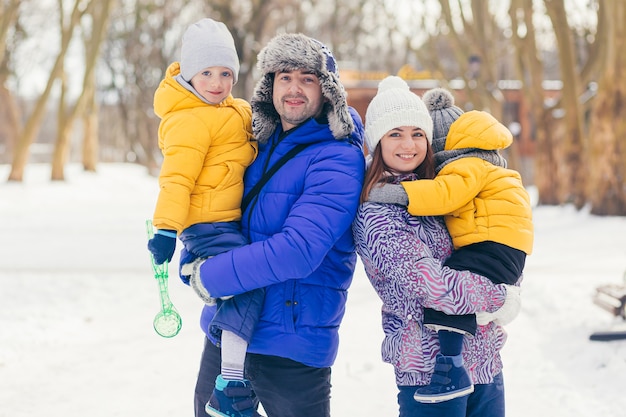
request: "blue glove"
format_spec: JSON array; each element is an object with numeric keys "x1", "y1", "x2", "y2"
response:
[{"x1": 147, "y1": 229, "x2": 177, "y2": 265}]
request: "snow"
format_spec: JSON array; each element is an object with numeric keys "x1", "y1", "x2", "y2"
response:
[{"x1": 1, "y1": 163, "x2": 625, "y2": 417}]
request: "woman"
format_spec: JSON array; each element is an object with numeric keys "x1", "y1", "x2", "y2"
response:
[{"x1": 352, "y1": 76, "x2": 516, "y2": 417}]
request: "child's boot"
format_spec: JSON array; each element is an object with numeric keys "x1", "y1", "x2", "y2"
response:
[
  {"x1": 413, "y1": 354, "x2": 474, "y2": 403},
  {"x1": 205, "y1": 374, "x2": 261, "y2": 417}
]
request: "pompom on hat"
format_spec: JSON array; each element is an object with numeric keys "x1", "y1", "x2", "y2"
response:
[
  {"x1": 179, "y1": 18, "x2": 240, "y2": 84},
  {"x1": 422, "y1": 87, "x2": 464, "y2": 154},
  {"x1": 363, "y1": 76, "x2": 433, "y2": 154},
  {"x1": 250, "y1": 33, "x2": 354, "y2": 143}
]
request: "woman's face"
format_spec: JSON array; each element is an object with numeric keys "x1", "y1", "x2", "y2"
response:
[{"x1": 380, "y1": 126, "x2": 429, "y2": 174}]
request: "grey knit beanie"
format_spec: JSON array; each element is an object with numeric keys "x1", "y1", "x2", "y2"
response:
[
  {"x1": 179, "y1": 18, "x2": 240, "y2": 84},
  {"x1": 422, "y1": 88, "x2": 464, "y2": 154},
  {"x1": 364, "y1": 76, "x2": 433, "y2": 154}
]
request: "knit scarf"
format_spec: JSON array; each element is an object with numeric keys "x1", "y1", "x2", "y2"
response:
[{"x1": 434, "y1": 148, "x2": 507, "y2": 174}]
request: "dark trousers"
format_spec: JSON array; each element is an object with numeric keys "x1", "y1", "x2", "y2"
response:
[
  {"x1": 397, "y1": 372, "x2": 505, "y2": 417},
  {"x1": 194, "y1": 337, "x2": 332, "y2": 417}
]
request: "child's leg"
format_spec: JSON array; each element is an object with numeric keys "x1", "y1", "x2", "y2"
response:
[
  {"x1": 438, "y1": 329, "x2": 465, "y2": 356},
  {"x1": 414, "y1": 308, "x2": 476, "y2": 403},
  {"x1": 220, "y1": 330, "x2": 247, "y2": 380},
  {"x1": 205, "y1": 289, "x2": 265, "y2": 417}
]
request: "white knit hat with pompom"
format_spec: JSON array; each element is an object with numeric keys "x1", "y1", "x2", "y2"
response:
[{"x1": 364, "y1": 76, "x2": 433, "y2": 153}]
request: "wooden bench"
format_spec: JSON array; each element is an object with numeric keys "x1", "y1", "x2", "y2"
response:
[{"x1": 593, "y1": 284, "x2": 626, "y2": 319}]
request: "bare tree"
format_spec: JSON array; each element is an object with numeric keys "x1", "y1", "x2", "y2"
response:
[
  {"x1": 509, "y1": 0, "x2": 560, "y2": 204},
  {"x1": 98, "y1": 0, "x2": 187, "y2": 174},
  {"x1": 544, "y1": 0, "x2": 587, "y2": 207},
  {"x1": 0, "y1": 0, "x2": 20, "y2": 64},
  {"x1": 0, "y1": 0, "x2": 22, "y2": 164},
  {"x1": 587, "y1": 0, "x2": 626, "y2": 215},
  {"x1": 50, "y1": 0, "x2": 115, "y2": 180},
  {"x1": 423, "y1": 0, "x2": 625, "y2": 211},
  {"x1": 7, "y1": 0, "x2": 87, "y2": 182},
  {"x1": 406, "y1": 1, "x2": 511, "y2": 117}
]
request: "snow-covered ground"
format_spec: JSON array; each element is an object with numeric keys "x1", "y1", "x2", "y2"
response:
[{"x1": 1, "y1": 163, "x2": 625, "y2": 417}]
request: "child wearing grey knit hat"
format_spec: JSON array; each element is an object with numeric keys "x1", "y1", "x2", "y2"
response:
[
  {"x1": 172, "y1": 18, "x2": 242, "y2": 106},
  {"x1": 423, "y1": 88, "x2": 464, "y2": 155},
  {"x1": 149, "y1": 17, "x2": 260, "y2": 417},
  {"x1": 369, "y1": 87, "x2": 533, "y2": 404},
  {"x1": 179, "y1": 18, "x2": 240, "y2": 84}
]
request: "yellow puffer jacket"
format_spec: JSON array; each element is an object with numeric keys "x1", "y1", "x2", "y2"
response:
[
  {"x1": 402, "y1": 110, "x2": 533, "y2": 254},
  {"x1": 152, "y1": 62, "x2": 257, "y2": 233}
]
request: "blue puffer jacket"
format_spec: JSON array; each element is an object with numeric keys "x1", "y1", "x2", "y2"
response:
[{"x1": 198, "y1": 108, "x2": 365, "y2": 368}]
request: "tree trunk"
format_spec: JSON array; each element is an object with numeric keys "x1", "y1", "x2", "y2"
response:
[
  {"x1": 1, "y1": 1, "x2": 22, "y2": 164},
  {"x1": 509, "y1": 0, "x2": 560, "y2": 203},
  {"x1": 50, "y1": 0, "x2": 112, "y2": 180},
  {"x1": 0, "y1": 82, "x2": 21, "y2": 164},
  {"x1": 7, "y1": 0, "x2": 83, "y2": 182},
  {"x1": 533, "y1": 111, "x2": 561, "y2": 205},
  {"x1": 0, "y1": 0, "x2": 20, "y2": 65},
  {"x1": 587, "y1": 0, "x2": 626, "y2": 215},
  {"x1": 51, "y1": 73, "x2": 69, "y2": 181},
  {"x1": 82, "y1": 87, "x2": 98, "y2": 172},
  {"x1": 545, "y1": 0, "x2": 586, "y2": 208}
]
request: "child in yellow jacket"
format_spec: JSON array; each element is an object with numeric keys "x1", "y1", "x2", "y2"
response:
[
  {"x1": 147, "y1": 18, "x2": 259, "y2": 417},
  {"x1": 369, "y1": 88, "x2": 533, "y2": 404}
]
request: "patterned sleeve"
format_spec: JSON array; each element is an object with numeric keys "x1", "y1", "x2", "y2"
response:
[{"x1": 354, "y1": 203, "x2": 506, "y2": 315}]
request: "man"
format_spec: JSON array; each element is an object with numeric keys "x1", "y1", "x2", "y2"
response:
[{"x1": 185, "y1": 33, "x2": 365, "y2": 417}]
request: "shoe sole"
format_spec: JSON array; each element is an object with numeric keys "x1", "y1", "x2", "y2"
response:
[
  {"x1": 413, "y1": 384, "x2": 475, "y2": 403},
  {"x1": 205, "y1": 404, "x2": 230, "y2": 417}
]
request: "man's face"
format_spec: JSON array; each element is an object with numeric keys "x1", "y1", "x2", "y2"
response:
[{"x1": 272, "y1": 70, "x2": 325, "y2": 131}]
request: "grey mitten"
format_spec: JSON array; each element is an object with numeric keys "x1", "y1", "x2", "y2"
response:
[
  {"x1": 476, "y1": 284, "x2": 521, "y2": 326},
  {"x1": 367, "y1": 183, "x2": 409, "y2": 206},
  {"x1": 181, "y1": 258, "x2": 217, "y2": 306}
]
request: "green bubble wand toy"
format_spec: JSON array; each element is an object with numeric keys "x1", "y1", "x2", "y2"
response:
[{"x1": 146, "y1": 219, "x2": 182, "y2": 338}]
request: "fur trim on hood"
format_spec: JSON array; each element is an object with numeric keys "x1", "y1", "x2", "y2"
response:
[{"x1": 250, "y1": 33, "x2": 354, "y2": 143}]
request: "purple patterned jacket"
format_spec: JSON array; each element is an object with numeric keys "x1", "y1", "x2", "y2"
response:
[{"x1": 352, "y1": 183, "x2": 508, "y2": 386}]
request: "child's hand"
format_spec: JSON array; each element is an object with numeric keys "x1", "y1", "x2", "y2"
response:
[
  {"x1": 367, "y1": 183, "x2": 409, "y2": 206},
  {"x1": 147, "y1": 229, "x2": 177, "y2": 264}
]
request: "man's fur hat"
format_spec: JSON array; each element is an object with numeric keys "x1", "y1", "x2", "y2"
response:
[{"x1": 250, "y1": 33, "x2": 354, "y2": 143}]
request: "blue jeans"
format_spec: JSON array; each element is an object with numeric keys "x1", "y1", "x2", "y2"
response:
[
  {"x1": 397, "y1": 372, "x2": 505, "y2": 417},
  {"x1": 194, "y1": 337, "x2": 331, "y2": 417}
]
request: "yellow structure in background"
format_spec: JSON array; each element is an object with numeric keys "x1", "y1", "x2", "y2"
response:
[
  {"x1": 397, "y1": 64, "x2": 436, "y2": 80},
  {"x1": 340, "y1": 65, "x2": 436, "y2": 83}
]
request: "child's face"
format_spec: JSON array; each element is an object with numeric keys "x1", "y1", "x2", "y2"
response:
[
  {"x1": 190, "y1": 66, "x2": 234, "y2": 104},
  {"x1": 380, "y1": 126, "x2": 428, "y2": 174}
]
